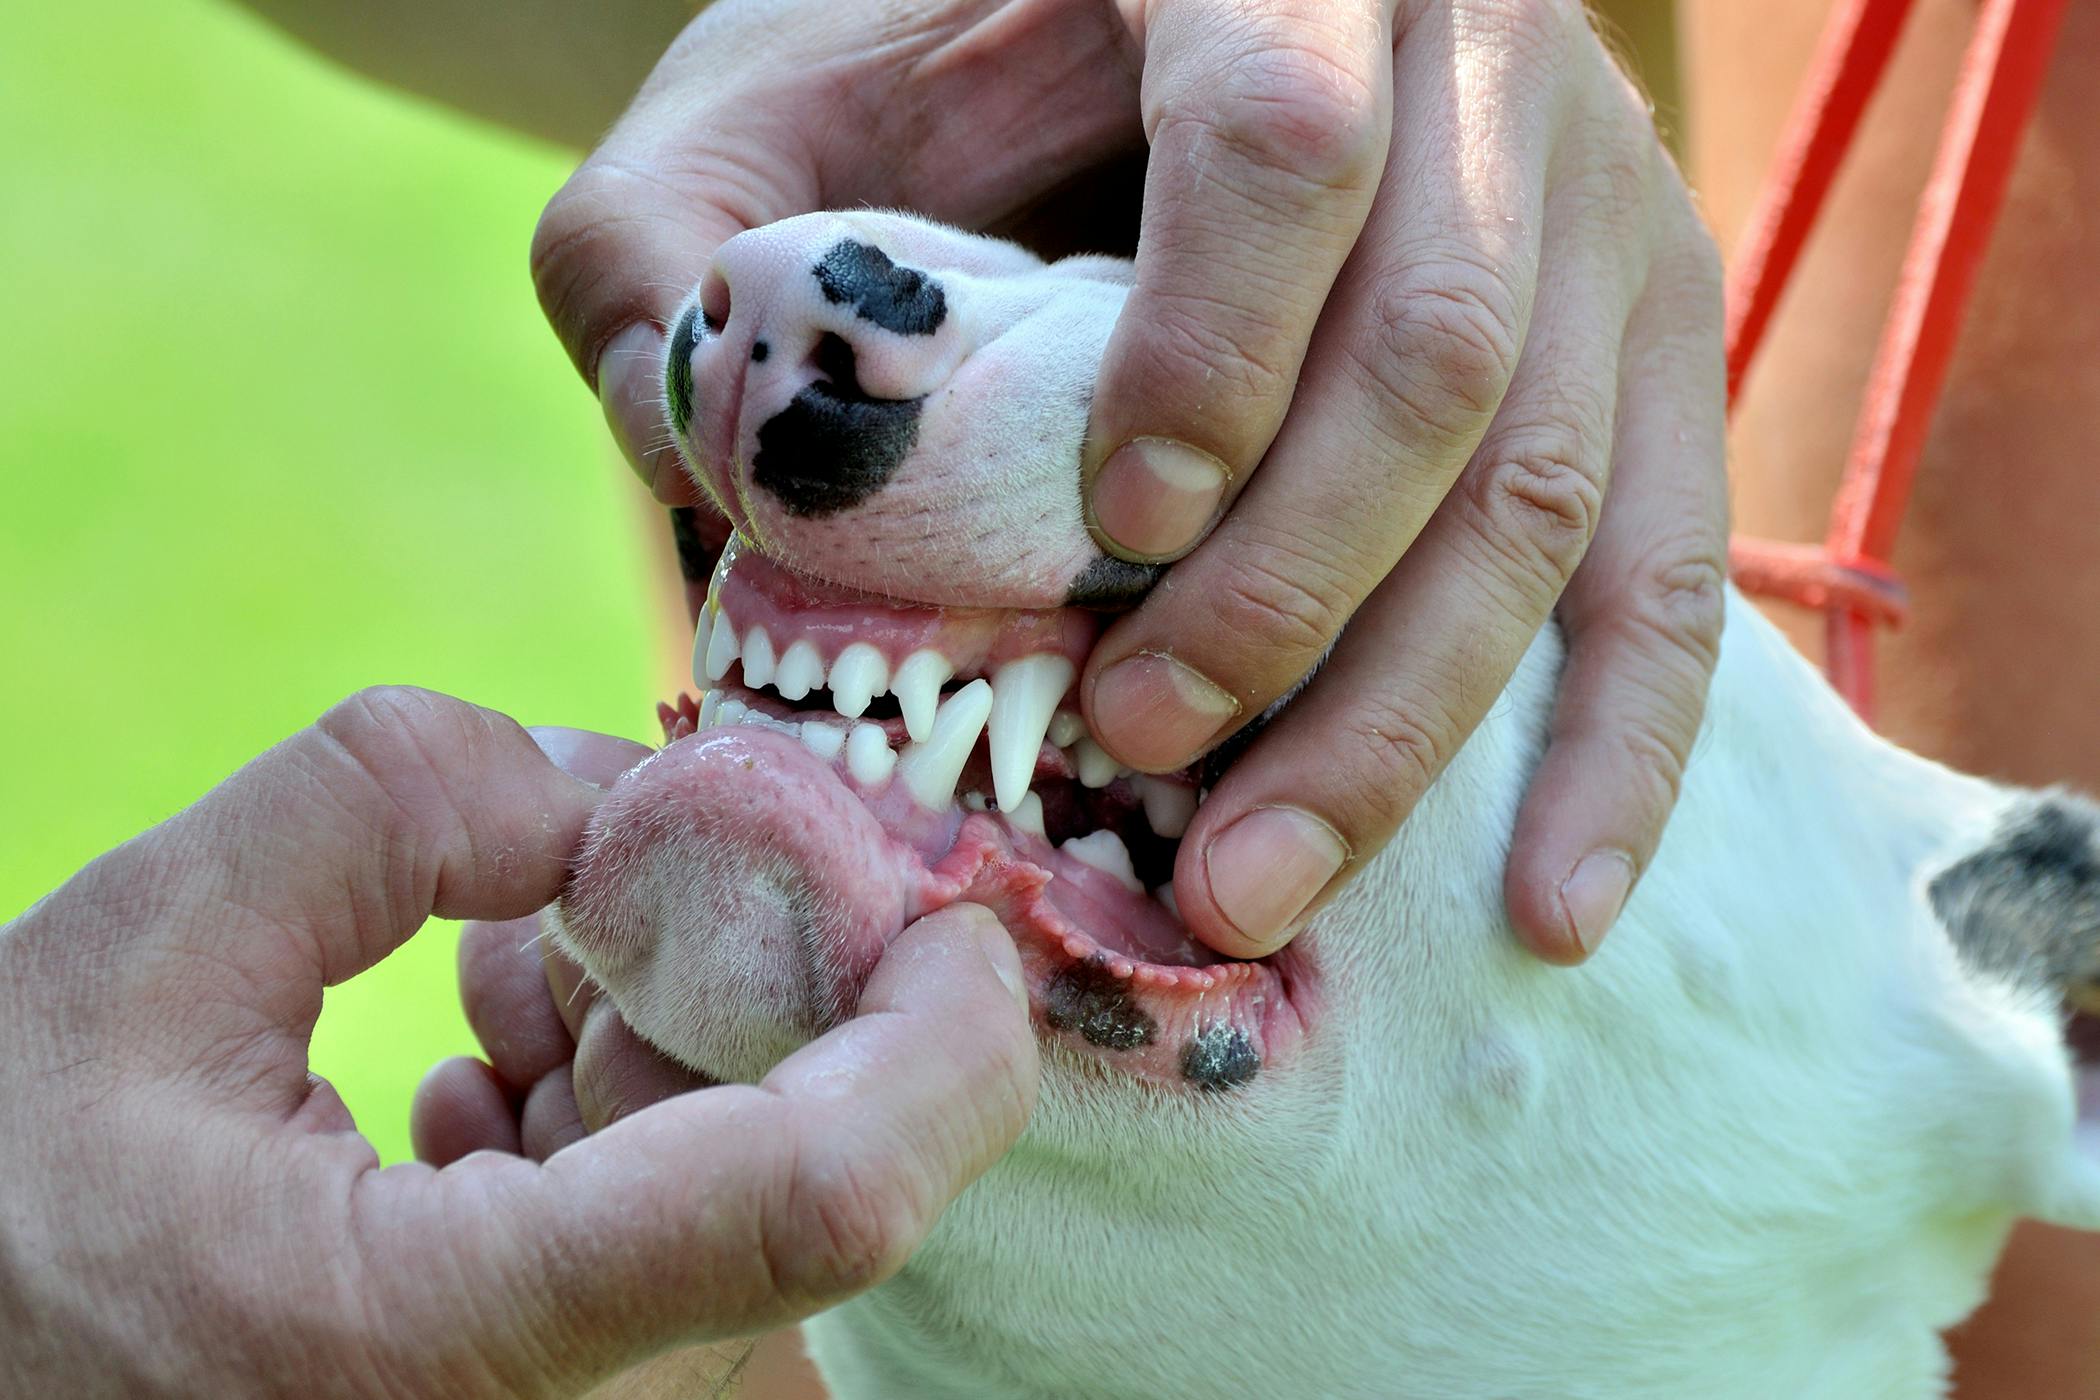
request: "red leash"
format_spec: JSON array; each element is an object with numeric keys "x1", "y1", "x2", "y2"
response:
[{"x1": 1722, "y1": 0, "x2": 2068, "y2": 721}]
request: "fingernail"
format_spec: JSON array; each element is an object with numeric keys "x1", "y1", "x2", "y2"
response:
[
  {"x1": 1089, "y1": 651, "x2": 1241, "y2": 771},
  {"x1": 1560, "y1": 850, "x2": 1634, "y2": 956},
  {"x1": 1088, "y1": 437, "x2": 1230, "y2": 562},
  {"x1": 597, "y1": 322, "x2": 687, "y2": 501},
  {"x1": 1202, "y1": 806, "x2": 1349, "y2": 949},
  {"x1": 981, "y1": 933, "x2": 1029, "y2": 1010}
]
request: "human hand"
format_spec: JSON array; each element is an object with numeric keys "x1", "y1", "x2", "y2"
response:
[
  {"x1": 0, "y1": 688, "x2": 1036, "y2": 1398},
  {"x1": 533, "y1": 0, "x2": 1727, "y2": 966}
]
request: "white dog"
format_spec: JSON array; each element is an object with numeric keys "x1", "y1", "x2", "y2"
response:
[{"x1": 550, "y1": 210, "x2": 2100, "y2": 1398}]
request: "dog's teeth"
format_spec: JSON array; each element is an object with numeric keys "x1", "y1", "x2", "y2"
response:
[
  {"x1": 774, "y1": 640, "x2": 824, "y2": 702},
  {"x1": 988, "y1": 654, "x2": 1074, "y2": 813},
  {"x1": 1047, "y1": 711, "x2": 1085, "y2": 749},
  {"x1": 701, "y1": 610, "x2": 740, "y2": 683},
  {"x1": 1137, "y1": 776, "x2": 1197, "y2": 839},
  {"x1": 697, "y1": 689, "x2": 722, "y2": 730},
  {"x1": 1009, "y1": 790, "x2": 1046, "y2": 838},
  {"x1": 898, "y1": 677, "x2": 992, "y2": 809},
  {"x1": 1073, "y1": 737, "x2": 1120, "y2": 789},
  {"x1": 827, "y1": 643, "x2": 889, "y2": 720},
  {"x1": 1155, "y1": 882, "x2": 1181, "y2": 918},
  {"x1": 846, "y1": 722, "x2": 895, "y2": 787},
  {"x1": 1060, "y1": 829, "x2": 1143, "y2": 893},
  {"x1": 800, "y1": 721, "x2": 845, "y2": 760},
  {"x1": 716, "y1": 698, "x2": 748, "y2": 727},
  {"x1": 741, "y1": 627, "x2": 777, "y2": 690},
  {"x1": 961, "y1": 790, "x2": 990, "y2": 812},
  {"x1": 736, "y1": 707, "x2": 776, "y2": 728},
  {"x1": 892, "y1": 649, "x2": 954, "y2": 743}
]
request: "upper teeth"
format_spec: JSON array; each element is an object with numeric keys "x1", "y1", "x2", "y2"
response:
[{"x1": 987, "y1": 654, "x2": 1075, "y2": 813}]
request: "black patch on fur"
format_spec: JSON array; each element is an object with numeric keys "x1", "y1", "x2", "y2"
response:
[
  {"x1": 751, "y1": 339, "x2": 769, "y2": 363},
  {"x1": 1065, "y1": 555, "x2": 1164, "y2": 609},
  {"x1": 1044, "y1": 959, "x2": 1157, "y2": 1051},
  {"x1": 814, "y1": 240, "x2": 946, "y2": 336},
  {"x1": 665, "y1": 303, "x2": 701, "y2": 435},
  {"x1": 668, "y1": 506, "x2": 715, "y2": 583},
  {"x1": 1930, "y1": 792, "x2": 2100, "y2": 996},
  {"x1": 1180, "y1": 1024, "x2": 1259, "y2": 1091},
  {"x1": 752, "y1": 334, "x2": 922, "y2": 518}
]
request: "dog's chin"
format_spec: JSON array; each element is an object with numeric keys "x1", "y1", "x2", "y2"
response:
[{"x1": 554, "y1": 542, "x2": 1308, "y2": 1093}]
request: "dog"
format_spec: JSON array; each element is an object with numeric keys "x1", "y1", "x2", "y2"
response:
[{"x1": 548, "y1": 210, "x2": 2100, "y2": 1398}]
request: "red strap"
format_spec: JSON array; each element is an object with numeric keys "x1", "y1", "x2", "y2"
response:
[{"x1": 1722, "y1": 0, "x2": 2067, "y2": 721}]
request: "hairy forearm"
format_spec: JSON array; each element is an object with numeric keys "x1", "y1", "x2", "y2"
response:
[{"x1": 230, "y1": 0, "x2": 695, "y2": 148}]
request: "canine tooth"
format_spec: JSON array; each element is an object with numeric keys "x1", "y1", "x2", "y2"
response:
[
  {"x1": 1061, "y1": 829, "x2": 1143, "y2": 893},
  {"x1": 827, "y1": 643, "x2": 890, "y2": 719},
  {"x1": 892, "y1": 649, "x2": 954, "y2": 743},
  {"x1": 898, "y1": 678, "x2": 992, "y2": 809},
  {"x1": 1047, "y1": 711, "x2": 1084, "y2": 749},
  {"x1": 1073, "y1": 737, "x2": 1120, "y2": 789},
  {"x1": 800, "y1": 721, "x2": 845, "y2": 760},
  {"x1": 716, "y1": 698, "x2": 748, "y2": 727},
  {"x1": 846, "y1": 722, "x2": 896, "y2": 786},
  {"x1": 988, "y1": 654, "x2": 1075, "y2": 813},
  {"x1": 1156, "y1": 882, "x2": 1181, "y2": 918},
  {"x1": 740, "y1": 627, "x2": 777, "y2": 690},
  {"x1": 701, "y1": 611, "x2": 740, "y2": 682},
  {"x1": 1009, "y1": 791, "x2": 1046, "y2": 838},
  {"x1": 774, "y1": 639, "x2": 825, "y2": 701},
  {"x1": 962, "y1": 790, "x2": 990, "y2": 812},
  {"x1": 1138, "y1": 777, "x2": 1197, "y2": 839},
  {"x1": 698, "y1": 690, "x2": 722, "y2": 730}
]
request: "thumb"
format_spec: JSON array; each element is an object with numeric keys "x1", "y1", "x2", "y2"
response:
[{"x1": 382, "y1": 903, "x2": 1037, "y2": 1388}]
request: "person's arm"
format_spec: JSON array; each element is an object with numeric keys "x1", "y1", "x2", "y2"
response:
[{"x1": 228, "y1": 0, "x2": 691, "y2": 148}]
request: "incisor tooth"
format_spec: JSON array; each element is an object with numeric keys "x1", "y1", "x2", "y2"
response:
[
  {"x1": 1156, "y1": 882, "x2": 1181, "y2": 918},
  {"x1": 702, "y1": 611, "x2": 740, "y2": 682},
  {"x1": 988, "y1": 654, "x2": 1074, "y2": 813},
  {"x1": 741, "y1": 627, "x2": 777, "y2": 690},
  {"x1": 845, "y1": 722, "x2": 895, "y2": 786},
  {"x1": 697, "y1": 690, "x2": 722, "y2": 729},
  {"x1": 1047, "y1": 712, "x2": 1084, "y2": 749},
  {"x1": 1061, "y1": 829, "x2": 1142, "y2": 893},
  {"x1": 1009, "y1": 790, "x2": 1046, "y2": 838},
  {"x1": 898, "y1": 677, "x2": 992, "y2": 809},
  {"x1": 800, "y1": 721, "x2": 844, "y2": 760},
  {"x1": 827, "y1": 643, "x2": 889, "y2": 720},
  {"x1": 1074, "y1": 737, "x2": 1120, "y2": 788},
  {"x1": 892, "y1": 649, "x2": 954, "y2": 743},
  {"x1": 716, "y1": 698, "x2": 748, "y2": 727},
  {"x1": 1138, "y1": 776, "x2": 1197, "y2": 839},
  {"x1": 774, "y1": 639, "x2": 825, "y2": 701}
]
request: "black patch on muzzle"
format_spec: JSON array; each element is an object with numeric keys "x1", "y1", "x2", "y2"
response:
[
  {"x1": 752, "y1": 334, "x2": 923, "y2": 518},
  {"x1": 1045, "y1": 959, "x2": 1157, "y2": 1052},
  {"x1": 814, "y1": 240, "x2": 946, "y2": 336},
  {"x1": 1180, "y1": 1024, "x2": 1259, "y2": 1091},
  {"x1": 1066, "y1": 555, "x2": 1164, "y2": 609},
  {"x1": 665, "y1": 303, "x2": 701, "y2": 436},
  {"x1": 668, "y1": 506, "x2": 716, "y2": 583}
]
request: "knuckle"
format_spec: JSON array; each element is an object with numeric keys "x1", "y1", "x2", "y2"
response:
[
  {"x1": 1204, "y1": 536, "x2": 1361, "y2": 664},
  {"x1": 1358, "y1": 259, "x2": 1524, "y2": 450},
  {"x1": 1131, "y1": 303, "x2": 1295, "y2": 418},
  {"x1": 1463, "y1": 430, "x2": 1606, "y2": 592},
  {"x1": 771, "y1": 1142, "x2": 921, "y2": 1304},
  {"x1": 1166, "y1": 40, "x2": 1385, "y2": 194},
  {"x1": 1331, "y1": 697, "x2": 1452, "y2": 834},
  {"x1": 319, "y1": 685, "x2": 461, "y2": 779},
  {"x1": 1630, "y1": 548, "x2": 1727, "y2": 672}
]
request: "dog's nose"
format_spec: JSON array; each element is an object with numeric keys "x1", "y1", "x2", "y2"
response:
[{"x1": 685, "y1": 219, "x2": 972, "y2": 518}]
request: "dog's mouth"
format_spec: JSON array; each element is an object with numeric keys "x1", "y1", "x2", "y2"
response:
[{"x1": 655, "y1": 538, "x2": 1306, "y2": 1090}]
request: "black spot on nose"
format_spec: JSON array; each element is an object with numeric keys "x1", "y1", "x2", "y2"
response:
[
  {"x1": 1044, "y1": 959, "x2": 1157, "y2": 1051},
  {"x1": 665, "y1": 303, "x2": 702, "y2": 435},
  {"x1": 814, "y1": 239, "x2": 947, "y2": 336},
  {"x1": 751, "y1": 339, "x2": 769, "y2": 363},
  {"x1": 752, "y1": 333, "x2": 922, "y2": 518},
  {"x1": 1180, "y1": 1024, "x2": 1259, "y2": 1091}
]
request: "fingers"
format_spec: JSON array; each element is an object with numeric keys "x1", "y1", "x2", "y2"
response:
[
  {"x1": 374, "y1": 904, "x2": 1035, "y2": 1382},
  {"x1": 1503, "y1": 226, "x2": 1728, "y2": 962},
  {"x1": 1082, "y1": 0, "x2": 1393, "y2": 561},
  {"x1": 458, "y1": 916, "x2": 575, "y2": 1094},
  {"x1": 411, "y1": 1058, "x2": 520, "y2": 1166}
]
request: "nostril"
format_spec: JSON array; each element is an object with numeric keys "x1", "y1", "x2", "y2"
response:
[
  {"x1": 810, "y1": 332, "x2": 863, "y2": 397},
  {"x1": 699, "y1": 266, "x2": 731, "y2": 334}
]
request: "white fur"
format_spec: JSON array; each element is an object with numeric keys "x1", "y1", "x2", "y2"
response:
[{"x1": 800, "y1": 598, "x2": 2093, "y2": 1399}]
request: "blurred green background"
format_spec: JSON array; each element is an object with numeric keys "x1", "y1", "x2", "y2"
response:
[{"x1": 1, "y1": 0, "x2": 668, "y2": 1162}]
